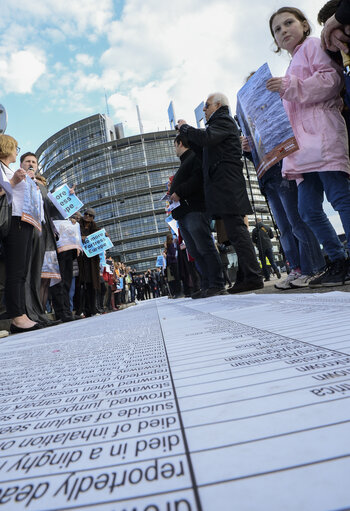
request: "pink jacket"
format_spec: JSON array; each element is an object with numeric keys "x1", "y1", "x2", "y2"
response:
[{"x1": 280, "y1": 37, "x2": 350, "y2": 181}]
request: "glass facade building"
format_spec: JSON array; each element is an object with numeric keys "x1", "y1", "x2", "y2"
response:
[
  {"x1": 36, "y1": 113, "x2": 279, "y2": 271},
  {"x1": 36, "y1": 114, "x2": 180, "y2": 271}
]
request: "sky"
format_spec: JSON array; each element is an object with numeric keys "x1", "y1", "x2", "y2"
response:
[{"x1": 0, "y1": 0, "x2": 343, "y2": 232}]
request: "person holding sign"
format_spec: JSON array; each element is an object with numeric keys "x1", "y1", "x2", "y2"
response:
[
  {"x1": 76, "y1": 208, "x2": 100, "y2": 317},
  {"x1": 178, "y1": 93, "x2": 263, "y2": 294},
  {"x1": 267, "y1": 7, "x2": 350, "y2": 287},
  {"x1": 0, "y1": 135, "x2": 42, "y2": 333},
  {"x1": 241, "y1": 136, "x2": 325, "y2": 289}
]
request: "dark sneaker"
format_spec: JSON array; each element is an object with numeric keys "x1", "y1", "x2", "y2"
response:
[
  {"x1": 344, "y1": 259, "x2": 350, "y2": 284},
  {"x1": 276, "y1": 269, "x2": 281, "y2": 279},
  {"x1": 309, "y1": 259, "x2": 347, "y2": 288},
  {"x1": 227, "y1": 280, "x2": 264, "y2": 294},
  {"x1": 191, "y1": 289, "x2": 207, "y2": 299},
  {"x1": 206, "y1": 287, "x2": 228, "y2": 298}
]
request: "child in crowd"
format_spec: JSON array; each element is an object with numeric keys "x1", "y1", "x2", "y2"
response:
[
  {"x1": 240, "y1": 71, "x2": 325, "y2": 289},
  {"x1": 267, "y1": 6, "x2": 350, "y2": 287}
]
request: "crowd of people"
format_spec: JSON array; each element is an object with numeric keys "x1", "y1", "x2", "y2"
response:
[
  {"x1": 0, "y1": 147, "x2": 176, "y2": 336},
  {"x1": 1, "y1": 1, "x2": 350, "y2": 334},
  {"x1": 171, "y1": 1, "x2": 350, "y2": 296}
]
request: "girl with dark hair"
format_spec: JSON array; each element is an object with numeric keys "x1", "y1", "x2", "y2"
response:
[{"x1": 267, "y1": 6, "x2": 350, "y2": 287}]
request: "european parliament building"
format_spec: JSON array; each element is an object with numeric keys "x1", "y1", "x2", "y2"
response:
[{"x1": 36, "y1": 113, "x2": 277, "y2": 271}]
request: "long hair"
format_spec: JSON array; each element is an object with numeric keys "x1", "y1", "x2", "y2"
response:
[{"x1": 269, "y1": 7, "x2": 311, "y2": 53}]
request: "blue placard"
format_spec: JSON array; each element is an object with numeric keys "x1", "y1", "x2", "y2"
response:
[
  {"x1": 168, "y1": 101, "x2": 176, "y2": 129},
  {"x1": 156, "y1": 255, "x2": 166, "y2": 268},
  {"x1": 21, "y1": 176, "x2": 42, "y2": 232},
  {"x1": 99, "y1": 251, "x2": 106, "y2": 268},
  {"x1": 236, "y1": 63, "x2": 299, "y2": 178},
  {"x1": 165, "y1": 215, "x2": 179, "y2": 236},
  {"x1": 83, "y1": 228, "x2": 113, "y2": 258},
  {"x1": 48, "y1": 184, "x2": 84, "y2": 219},
  {"x1": 194, "y1": 102, "x2": 205, "y2": 128}
]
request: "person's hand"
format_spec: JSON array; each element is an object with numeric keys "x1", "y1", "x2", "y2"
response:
[
  {"x1": 241, "y1": 136, "x2": 251, "y2": 152},
  {"x1": 170, "y1": 192, "x2": 180, "y2": 202},
  {"x1": 321, "y1": 14, "x2": 350, "y2": 52},
  {"x1": 26, "y1": 169, "x2": 35, "y2": 179},
  {"x1": 10, "y1": 168, "x2": 27, "y2": 187},
  {"x1": 266, "y1": 77, "x2": 283, "y2": 93},
  {"x1": 177, "y1": 119, "x2": 187, "y2": 128},
  {"x1": 69, "y1": 184, "x2": 76, "y2": 195}
]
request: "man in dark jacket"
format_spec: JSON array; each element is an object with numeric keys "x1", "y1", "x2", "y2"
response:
[
  {"x1": 252, "y1": 218, "x2": 281, "y2": 282},
  {"x1": 178, "y1": 92, "x2": 263, "y2": 293},
  {"x1": 170, "y1": 134, "x2": 225, "y2": 298}
]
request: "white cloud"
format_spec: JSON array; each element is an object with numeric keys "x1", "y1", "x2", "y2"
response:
[
  {"x1": 101, "y1": 0, "x2": 322, "y2": 134},
  {"x1": 0, "y1": 0, "x2": 114, "y2": 36},
  {"x1": 0, "y1": 49, "x2": 46, "y2": 94},
  {"x1": 0, "y1": 0, "x2": 327, "y2": 144},
  {"x1": 76, "y1": 54, "x2": 94, "y2": 67}
]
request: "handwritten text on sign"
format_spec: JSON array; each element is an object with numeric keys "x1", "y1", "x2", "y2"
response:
[
  {"x1": 83, "y1": 228, "x2": 113, "y2": 258},
  {"x1": 48, "y1": 184, "x2": 84, "y2": 219}
]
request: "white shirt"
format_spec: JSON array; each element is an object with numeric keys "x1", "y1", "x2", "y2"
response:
[{"x1": 0, "y1": 162, "x2": 26, "y2": 216}]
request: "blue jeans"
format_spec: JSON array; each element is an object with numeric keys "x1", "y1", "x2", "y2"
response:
[
  {"x1": 177, "y1": 211, "x2": 224, "y2": 289},
  {"x1": 298, "y1": 171, "x2": 350, "y2": 261},
  {"x1": 263, "y1": 172, "x2": 325, "y2": 275}
]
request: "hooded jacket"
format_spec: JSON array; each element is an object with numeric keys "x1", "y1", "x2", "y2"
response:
[{"x1": 280, "y1": 37, "x2": 350, "y2": 180}]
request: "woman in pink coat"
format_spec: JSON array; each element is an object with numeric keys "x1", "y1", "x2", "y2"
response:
[{"x1": 267, "y1": 6, "x2": 350, "y2": 287}]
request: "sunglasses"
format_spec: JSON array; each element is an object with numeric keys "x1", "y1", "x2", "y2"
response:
[
  {"x1": 16, "y1": 146, "x2": 21, "y2": 154},
  {"x1": 84, "y1": 212, "x2": 94, "y2": 218}
]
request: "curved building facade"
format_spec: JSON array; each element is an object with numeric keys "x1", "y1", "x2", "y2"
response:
[
  {"x1": 36, "y1": 113, "x2": 279, "y2": 272},
  {"x1": 36, "y1": 114, "x2": 179, "y2": 271}
]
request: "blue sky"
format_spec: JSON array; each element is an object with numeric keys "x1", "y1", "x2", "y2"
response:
[{"x1": 1, "y1": 0, "x2": 342, "y2": 231}]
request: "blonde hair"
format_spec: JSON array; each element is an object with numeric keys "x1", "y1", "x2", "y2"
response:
[
  {"x1": 35, "y1": 173, "x2": 47, "y2": 186},
  {"x1": 0, "y1": 134, "x2": 18, "y2": 159}
]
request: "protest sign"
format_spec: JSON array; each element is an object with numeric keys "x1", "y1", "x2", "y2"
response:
[
  {"x1": 236, "y1": 62, "x2": 299, "y2": 178},
  {"x1": 83, "y1": 228, "x2": 113, "y2": 258},
  {"x1": 48, "y1": 184, "x2": 84, "y2": 218},
  {"x1": 156, "y1": 255, "x2": 166, "y2": 268},
  {"x1": 53, "y1": 220, "x2": 83, "y2": 253},
  {"x1": 41, "y1": 250, "x2": 61, "y2": 285},
  {"x1": 165, "y1": 215, "x2": 179, "y2": 236},
  {"x1": 21, "y1": 176, "x2": 43, "y2": 231},
  {"x1": 99, "y1": 251, "x2": 106, "y2": 268}
]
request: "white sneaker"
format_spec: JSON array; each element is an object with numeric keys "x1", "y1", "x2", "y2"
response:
[
  {"x1": 290, "y1": 275, "x2": 313, "y2": 288},
  {"x1": 274, "y1": 271, "x2": 301, "y2": 290}
]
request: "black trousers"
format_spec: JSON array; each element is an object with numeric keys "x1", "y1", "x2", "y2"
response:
[
  {"x1": 51, "y1": 250, "x2": 74, "y2": 320},
  {"x1": 3, "y1": 217, "x2": 34, "y2": 318},
  {"x1": 222, "y1": 214, "x2": 262, "y2": 283}
]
